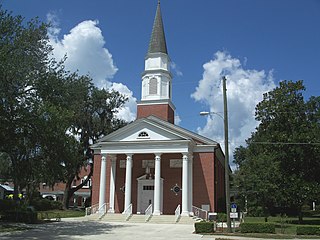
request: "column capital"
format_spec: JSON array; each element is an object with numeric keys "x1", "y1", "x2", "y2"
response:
[
  {"x1": 101, "y1": 154, "x2": 107, "y2": 162},
  {"x1": 126, "y1": 153, "x2": 133, "y2": 159},
  {"x1": 155, "y1": 153, "x2": 161, "y2": 161},
  {"x1": 109, "y1": 155, "x2": 117, "y2": 161}
]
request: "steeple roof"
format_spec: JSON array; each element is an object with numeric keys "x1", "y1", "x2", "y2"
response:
[{"x1": 148, "y1": 0, "x2": 168, "y2": 55}]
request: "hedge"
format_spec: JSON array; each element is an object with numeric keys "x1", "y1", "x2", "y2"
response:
[
  {"x1": 194, "y1": 221, "x2": 215, "y2": 233},
  {"x1": 1, "y1": 210, "x2": 38, "y2": 223},
  {"x1": 240, "y1": 222, "x2": 275, "y2": 234},
  {"x1": 296, "y1": 226, "x2": 320, "y2": 235}
]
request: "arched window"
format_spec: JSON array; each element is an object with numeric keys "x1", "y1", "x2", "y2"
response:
[
  {"x1": 138, "y1": 131, "x2": 149, "y2": 138},
  {"x1": 149, "y1": 78, "x2": 157, "y2": 95}
]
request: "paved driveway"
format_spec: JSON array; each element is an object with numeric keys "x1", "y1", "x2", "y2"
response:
[
  {"x1": 0, "y1": 218, "x2": 202, "y2": 240},
  {"x1": 0, "y1": 218, "x2": 310, "y2": 240}
]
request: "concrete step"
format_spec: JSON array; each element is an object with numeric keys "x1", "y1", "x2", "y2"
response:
[
  {"x1": 100, "y1": 213, "x2": 126, "y2": 222},
  {"x1": 148, "y1": 215, "x2": 176, "y2": 224},
  {"x1": 129, "y1": 214, "x2": 149, "y2": 223},
  {"x1": 177, "y1": 216, "x2": 199, "y2": 224}
]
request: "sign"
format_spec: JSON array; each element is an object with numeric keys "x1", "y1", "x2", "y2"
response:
[
  {"x1": 231, "y1": 203, "x2": 237, "y2": 209},
  {"x1": 230, "y1": 212, "x2": 238, "y2": 219}
]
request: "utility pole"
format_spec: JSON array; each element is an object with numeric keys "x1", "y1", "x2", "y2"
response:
[{"x1": 223, "y1": 76, "x2": 231, "y2": 232}]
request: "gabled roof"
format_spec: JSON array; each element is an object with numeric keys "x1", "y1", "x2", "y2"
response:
[
  {"x1": 93, "y1": 115, "x2": 218, "y2": 147},
  {"x1": 147, "y1": 0, "x2": 168, "y2": 55},
  {"x1": 0, "y1": 184, "x2": 14, "y2": 191}
]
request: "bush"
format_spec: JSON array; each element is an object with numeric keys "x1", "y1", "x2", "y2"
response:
[
  {"x1": 195, "y1": 221, "x2": 215, "y2": 233},
  {"x1": 1, "y1": 209, "x2": 37, "y2": 223},
  {"x1": 0, "y1": 199, "x2": 18, "y2": 213},
  {"x1": 240, "y1": 222, "x2": 275, "y2": 233},
  {"x1": 217, "y1": 212, "x2": 227, "y2": 222},
  {"x1": 30, "y1": 198, "x2": 63, "y2": 211},
  {"x1": 297, "y1": 226, "x2": 320, "y2": 235}
]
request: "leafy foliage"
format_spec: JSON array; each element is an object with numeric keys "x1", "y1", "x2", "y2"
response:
[
  {"x1": 0, "y1": 6, "x2": 128, "y2": 208},
  {"x1": 234, "y1": 80, "x2": 320, "y2": 221}
]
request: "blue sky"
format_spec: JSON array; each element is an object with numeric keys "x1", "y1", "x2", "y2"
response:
[{"x1": 2, "y1": 0, "x2": 319, "y2": 163}]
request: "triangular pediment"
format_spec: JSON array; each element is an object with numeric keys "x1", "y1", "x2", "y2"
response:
[
  {"x1": 94, "y1": 116, "x2": 218, "y2": 146},
  {"x1": 98, "y1": 118, "x2": 186, "y2": 142}
]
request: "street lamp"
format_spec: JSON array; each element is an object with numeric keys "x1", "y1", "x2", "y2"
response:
[{"x1": 200, "y1": 76, "x2": 231, "y2": 232}]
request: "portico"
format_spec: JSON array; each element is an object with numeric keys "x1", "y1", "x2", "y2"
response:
[{"x1": 95, "y1": 128, "x2": 195, "y2": 215}]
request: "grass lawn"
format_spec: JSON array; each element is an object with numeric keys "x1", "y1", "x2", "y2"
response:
[
  {"x1": 37, "y1": 209, "x2": 85, "y2": 220},
  {"x1": 243, "y1": 216, "x2": 320, "y2": 236}
]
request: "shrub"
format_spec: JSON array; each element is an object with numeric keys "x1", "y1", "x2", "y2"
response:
[
  {"x1": 296, "y1": 226, "x2": 320, "y2": 235},
  {"x1": 240, "y1": 222, "x2": 275, "y2": 233},
  {"x1": 217, "y1": 212, "x2": 227, "y2": 222},
  {"x1": 30, "y1": 198, "x2": 63, "y2": 211},
  {"x1": 0, "y1": 199, "x2": 18, "y2": 213},
  {"x1": 195, "y1": 221, "x2": 215, "y2": 233},
  {"x1": 1, "y1": 210, "x2": 37, "y2": 223}
]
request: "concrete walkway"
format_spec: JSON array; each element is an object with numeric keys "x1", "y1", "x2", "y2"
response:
[{"x1": 0, "y1": 218, "x2": 311, "y2": 240}]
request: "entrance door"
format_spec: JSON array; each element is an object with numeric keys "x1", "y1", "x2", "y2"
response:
[
  {"x1": 140, "y1": 184, "x2": 154, "y2": 213},
  {"x1": 137, "y1": 175, "x2": 163, "y2": 214}
]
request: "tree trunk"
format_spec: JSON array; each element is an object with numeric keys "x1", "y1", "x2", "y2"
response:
[
  {"x1": 62, "y1": 164, "x2": 94, "y2": 209},
  {"x1": 298, "y1": 206, "x2": 303, "y2": 224},
  {"x1": 62, "y1": 178, "x2": 73, "y2": 210}
]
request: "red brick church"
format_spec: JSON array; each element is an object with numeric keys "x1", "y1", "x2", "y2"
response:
[{"x1": 91, "y1": 1, "x2": 226, "y2": 216}]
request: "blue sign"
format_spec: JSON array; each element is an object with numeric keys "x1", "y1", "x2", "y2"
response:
[{"x1": 231, "y1": 203, "x2": 237, "y2": 209}]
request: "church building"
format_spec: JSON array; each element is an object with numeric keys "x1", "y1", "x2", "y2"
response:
[{"x1": 91, "y1": 1, "x2": 226, "y2": 217}]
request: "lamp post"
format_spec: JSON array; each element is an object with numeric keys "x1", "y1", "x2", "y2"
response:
[{"x1": 199, "y1": 76, "x2": 231, "y2": 232}]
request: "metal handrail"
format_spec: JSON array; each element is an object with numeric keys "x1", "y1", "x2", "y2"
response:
[
  {"x1": 85, "y1": 203, "x2": 99, "y2": 216},
  {"x1": 124, "y1": 203, "x2": 132, "y2": 221},
  {"x1": 175, "y1": 204, "x2": 181, "y2": 222},
  {"x1": 98, "y1": 203, "x2": 109, "y2": 219},
  {"x1": 145, "y1": 204, "x2": 153, "y2": 222},
  {"x1": 192, "y1": 205, "x2": 208, "y2": 220}
]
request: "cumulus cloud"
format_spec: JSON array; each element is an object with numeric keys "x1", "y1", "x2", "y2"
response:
[
  {"x1": 46, "y1": 13, "x2": 137, "y2": 122},
  {"x1": 192, "y1": 51, "x2": 276, "y2": 165}
]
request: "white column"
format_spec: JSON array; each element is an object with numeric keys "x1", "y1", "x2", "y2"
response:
[
  {"x1": 153, "y1": 153, "x2": 161, "y2": 215},
  {"x1": 188, "y1": 155, "x2": 193, "y2": 215},
  {"x1": 108, "y1": 156, "x2": 116, "y2": 213},
  {"x1": 99, "y1": 154, "x2": 107, "y2": 214},
  {"x1": 124, "y1": 154, "x2": 133, "y2": 212},
  {"x1": 182, "y1": 153, "x2": 189, "y2": 216}
]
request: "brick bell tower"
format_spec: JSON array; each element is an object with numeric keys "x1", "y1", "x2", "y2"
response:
[{"x1": 136, "y1": 0, "x2": 175, "y2": 124}]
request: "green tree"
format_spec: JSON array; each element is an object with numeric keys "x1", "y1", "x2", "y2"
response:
[
  {"x1": 0, "y1": 7, "x2": 52, "y2": 200},
  {"x1": 234, "y1": 80, "x2": 320, "y2": 223}
]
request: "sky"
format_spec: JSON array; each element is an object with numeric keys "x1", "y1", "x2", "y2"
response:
[{"x1": 2, "y1": 0, "x2": 320, "y2": 166}]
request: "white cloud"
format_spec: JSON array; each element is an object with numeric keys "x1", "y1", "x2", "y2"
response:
[
  {"x1": 192, "y1": 51, "x2": 276, "y2": 165},
  {"x1": 111, "y1": 83, "x2": 137, "y2": 122},
  {"x1": 174, "y1": 115, "x2": 182, "y2": 125},
  {"x1": 170, "y1": 62, "x2": 183, "y2": 77},
  {"x1": 47, "y1": 14, "x2": 137, "y2": 122}
]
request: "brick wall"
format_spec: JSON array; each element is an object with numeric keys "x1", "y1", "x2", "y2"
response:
[
  {"x1": 137, "y1": 104, "x2": 174, "y2": 123},
  {"x1": 91, "y1": 152, "x2": 219, "y2": 214}
]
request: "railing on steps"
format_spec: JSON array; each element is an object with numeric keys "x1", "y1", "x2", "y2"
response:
[
  {"x1": 85, "y1": 203, "x2": 99, "y2": 216},
  {"x1": 145, "y1": 204, "x2": 153, "y2": 222},
  {"x1": 123, "y1": 203, "x2": 132, "y2": 221},
  {"x1": 175, "y1": 204, "x2": 181, "y2": 223},
  {"x1": 98, "y1": 203, "x2": 109, "y2": 219},
  {"x1": 192, "y1": 205, "x2": 208, "y2": 220}
]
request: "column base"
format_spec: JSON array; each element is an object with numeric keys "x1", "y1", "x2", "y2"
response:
[
  {"x1": 181, "y1": 211, "x2": 190, "y2": 217},
  {"x1": 153, "y1": 210, "x2": 161, "y2": 215},
  {"x1": 108, "y1": 209, "x2": 115, "y2": 213}
]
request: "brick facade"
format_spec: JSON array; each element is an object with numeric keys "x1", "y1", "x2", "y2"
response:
[
  {"x1": 91, "y1": 152, "x2": 224, "y2": 214},
  {"x1": 137, "y1": 104, "x2": 174, "y2": 124}
]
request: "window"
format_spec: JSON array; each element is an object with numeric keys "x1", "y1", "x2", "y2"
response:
[
  {"x1": 143, "y1": 185, "x2": 154, "y2": 191},
  {"x1": 138, "y1": 131, "x2": 149, "y2": 138},
  {"x1": 149, "y1": 78, "x2": 157, "y2": 95},
  {"x1": 81, "y1": 176, "x2": 91, "y2": 188}
]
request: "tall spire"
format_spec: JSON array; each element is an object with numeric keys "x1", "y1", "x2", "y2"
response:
[{"x1": 148, "y1": 0, "x2": 168, "y2": 55}]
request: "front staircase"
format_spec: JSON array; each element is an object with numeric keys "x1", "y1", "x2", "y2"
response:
[{"x1": 92, "y1": 213, "x2": 200, "y2": 224}]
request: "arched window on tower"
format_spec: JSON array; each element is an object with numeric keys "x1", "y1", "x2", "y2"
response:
[{"x1": 149, "y1": 77, "x2": 158, "y2": 95}]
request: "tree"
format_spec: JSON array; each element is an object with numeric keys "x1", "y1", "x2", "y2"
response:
[
  {"x1": 0, "y1": 7, "x2": 53, "y2": 201},
  {"x1": 0, "y1": 7, "x2": 128, "y2": 208},
  {"x1": 234, "y1": 80, "x2": 320, "y2": 222}
]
